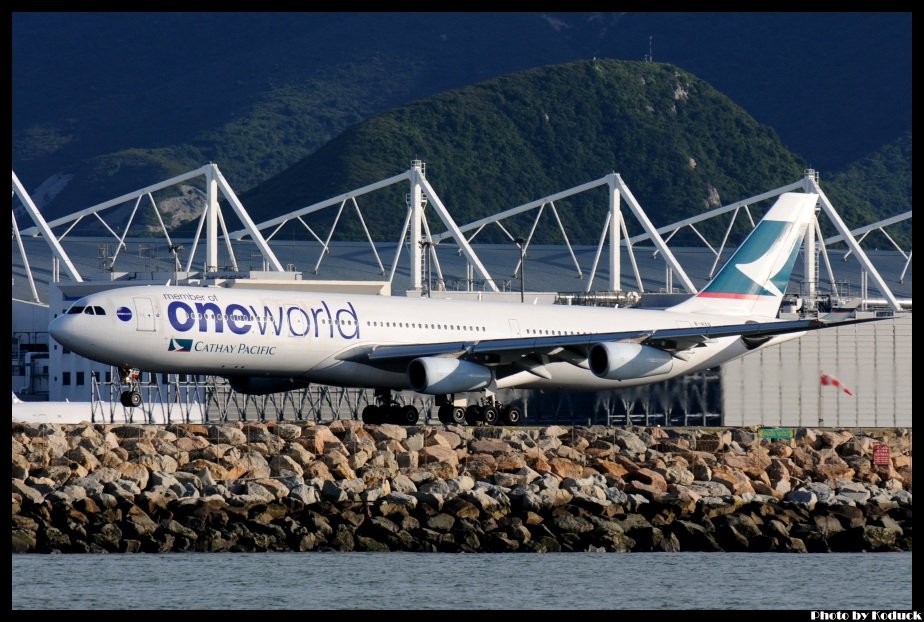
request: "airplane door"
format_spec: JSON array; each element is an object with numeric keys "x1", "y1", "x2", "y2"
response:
[
  {"x1": 133, "y1": 297, "x2": 156, "y2": 332},
  {"x1": 508, "y1": 319, "x2": 520, "y2": 336}
]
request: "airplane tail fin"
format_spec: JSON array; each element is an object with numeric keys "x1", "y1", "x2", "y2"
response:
[{"x1": 669, "y1": 192, "x2": 817, "y2": 318}]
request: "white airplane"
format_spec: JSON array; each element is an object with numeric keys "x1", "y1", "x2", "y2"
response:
[{"x1": 49, "y1": 192, "x2": 869, "y2": 426}]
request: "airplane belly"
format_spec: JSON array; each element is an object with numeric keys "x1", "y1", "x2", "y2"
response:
[
  {"x1": 514, "y1": 362, "x2": 627, "y2": 391},
  {"x1": 520, "y1": 362, "x2": 683, "y2": 391},
  {"x1": 302, "y1": 361, "x2": 410, "y2": 390}
]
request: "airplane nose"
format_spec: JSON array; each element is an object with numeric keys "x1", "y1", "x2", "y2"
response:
[{"x1": 48, "y1": 314, "x2": 73, "y2": 348}]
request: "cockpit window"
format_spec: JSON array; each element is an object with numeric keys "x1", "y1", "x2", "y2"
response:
[
  {"x1": 93, "y1": 306, "x2": 106, "y2": 315},
  {"x1": 67, "y1": 306, "x2": 85, "y2": 314},
  {"x1": 83, "y1": 307, "x2": 95, "y2": 315}
]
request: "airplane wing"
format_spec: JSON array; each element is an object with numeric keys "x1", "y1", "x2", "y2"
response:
[{"x1": 341, "y1": 316, "x2": 880, "y2": 366}]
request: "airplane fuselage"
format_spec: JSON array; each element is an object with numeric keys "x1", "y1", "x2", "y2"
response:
[{"x1": 50, "y1": 285, "x2": 785, "y2": 392}]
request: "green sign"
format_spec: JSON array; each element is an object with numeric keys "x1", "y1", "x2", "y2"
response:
[{"x1": 759, "y1": 428, "x2": 794, "y2": 439}]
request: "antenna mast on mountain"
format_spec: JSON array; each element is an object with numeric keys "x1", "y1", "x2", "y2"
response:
[{"x1": 648, "y1": 35, "x2": 653, "y2": 62}]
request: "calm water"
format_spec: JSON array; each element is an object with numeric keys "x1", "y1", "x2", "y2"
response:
[{"x1": 12, "y1": 552, "x2": 912, "y2": 610}]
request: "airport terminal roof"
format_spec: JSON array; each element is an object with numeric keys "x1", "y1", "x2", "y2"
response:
[{"x1": 11, "y1": 236, "x2": 912, "y2": 306}]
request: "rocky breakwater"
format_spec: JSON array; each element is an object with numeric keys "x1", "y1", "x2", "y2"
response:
[{"x1": 11, "y1": 422, "x2": 912, "y2": 553}]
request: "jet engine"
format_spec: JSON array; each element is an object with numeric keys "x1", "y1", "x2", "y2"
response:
[
  {"x1": 227, "y1": 376, "x2": 311, "y2": 395},
  {"x1": 589, "y1": 342, "x2": 673, "y2": 381},
  {"x1": 407, "y1": 357, "x2": 492, "y2": 394}
]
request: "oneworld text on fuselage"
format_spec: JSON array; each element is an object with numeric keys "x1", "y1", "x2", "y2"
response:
[{"x1": 164, "y1": 297, "x2": 360, "y2": 340}]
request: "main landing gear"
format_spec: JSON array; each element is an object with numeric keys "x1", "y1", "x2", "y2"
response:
[
  {"x1": 361, "y1": 389, "x2": 420, "y2": 425},
  {"x1": 118, "y1": 366, "x2": 143, "y2": 408},
  {"x1": 360, "y1": 390, "x2": 523, "y2": 427},
  {"x1": 435, "y1": 393, "x2": 522, "y2": 427}
]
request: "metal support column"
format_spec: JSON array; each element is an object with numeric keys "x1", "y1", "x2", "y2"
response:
[
  {"x1": 803, "y1": 208, "x2": 817, "y2": 310},
  {"x1": 410, "y1": 161, "x2": 424, "y2": 292},
  {"x1": 205, "y1": 165, "x2": 219, "y2": 273},
  {"x1": 608, "y1": 178, "x2": 621, "y2": 292}
]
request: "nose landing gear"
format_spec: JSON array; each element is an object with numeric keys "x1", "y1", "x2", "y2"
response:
[{"x1": 118, "y1": 366, "x2": 142, "y2": 408}]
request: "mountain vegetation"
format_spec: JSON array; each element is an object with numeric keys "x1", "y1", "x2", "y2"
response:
[
  {"x1": 13, "y1": 13, "x2": 911, "y2": 222},
  {"x1": 822, "y1": 133, "x2": 912, "y2": 248},
  {"x1": 238, "y1": 60, "x2": 809, "y2": 245}
]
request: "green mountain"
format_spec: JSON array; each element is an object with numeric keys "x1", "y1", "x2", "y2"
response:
[
  {"x1": 13, "y1": 13, "x2": 910, "y2": 220},
  {"x1": 821, "y1": 133, "x2": 912, "y2": 248},
  {"x1": 239, "y1": 60, "x2": 808, "y2": 244}
]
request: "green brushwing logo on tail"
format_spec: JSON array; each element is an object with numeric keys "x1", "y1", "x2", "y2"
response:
[
  {"x1": 168, "y1": 338, "x2": 193, "y2": 352},
  {"x1": 699, "y1": 220, "x2": 802, "y2": 300}
]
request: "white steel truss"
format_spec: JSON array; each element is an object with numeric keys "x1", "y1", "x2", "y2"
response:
[
  {"x1": 18, "y1": 163, "x2": 284, "y2": 277},
  {"x1": 14, "y1": 163, "x2": 909, "y2": 311},
  {"x1": 430, "y1": 172, "x2": 697, "y2": 294},
  {"x1": 231, "y1": 160, "x2": 500, "y2": 293},
  {"x1": 12, "y1": 171, "x2": 83, "y2": 290}
]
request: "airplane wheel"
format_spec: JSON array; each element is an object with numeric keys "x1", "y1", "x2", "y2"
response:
[
  {"x1": 464, "y1": 405, "x2": 481, "y2": 425},
  {"x1": 482, "y1": 405, "x2": 499, "y2": 425},
  {"x1": 387, "y1": 405, "x2": 403, "y2": 424},
  {"x1": 399, "y1": 405, "x2": 420, "y2": 425},
  {"x1": 502, "y1": 406, "x2": 522, "y2": 426},
  {"x1": 437, "y1": 405, "x2": 452, "y2": 424},
  {"x1": 120, "y1": 390, "x2": 142, "y2": 408},
  {"x1": 362, "y1": 405, "x2": 380, "y2": 424},
  {"x1": 450, "y1": 407, "x2": 467, "y2": 425}
]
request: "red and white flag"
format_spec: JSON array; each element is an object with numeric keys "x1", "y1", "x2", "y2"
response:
[{"x1": 820, "y1": 372, "x2": 853, "y2": 396}]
